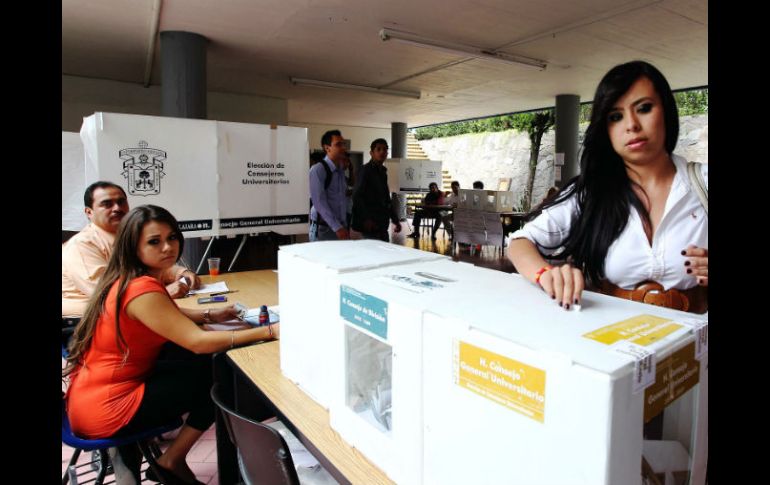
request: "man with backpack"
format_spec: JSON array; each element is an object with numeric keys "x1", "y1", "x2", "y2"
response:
[{"x1": 309, "y1": 129, "x2": 350, "y2": 241}]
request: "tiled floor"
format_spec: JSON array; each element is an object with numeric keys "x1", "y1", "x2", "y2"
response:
[
  {"x1": 393, "y1": 225, "x2": 518, "y2": 274},
  {"x1": 61, "y1": 424, "x2": 220, "y2": 484}
]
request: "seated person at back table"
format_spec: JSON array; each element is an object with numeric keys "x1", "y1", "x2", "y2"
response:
[
  {"x1": 440, "y1": 180, "x2": 460, "y2": 238},
  {"x1": 408, "y1": 182, "x2": 444, "y2": 240},
  {"x1": 63, "y1": 181, "x2": 200, "y2": 324}
]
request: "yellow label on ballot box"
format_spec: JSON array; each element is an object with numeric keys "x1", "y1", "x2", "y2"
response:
[
  {"x1": 644, "y1": 342, "x2": 699, "y2": 423},
  {"x1": 455, "y1": 341, "x2": 546, "y2": 423},
  {"x1": 583, "y1": 314, "x2": 683, "y2": 346}
]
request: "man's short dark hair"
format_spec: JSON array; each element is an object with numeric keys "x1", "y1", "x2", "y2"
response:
[
  {"x1": 472, "y1": 181, "x2": 484, "y2": 189},
  {"x1": 321, "y1": 130, "x2": 342, "y2": 148},
  {"x1": 84, "y1": 181, "x2": 127, "y2": 208},
  {"x1": 451, "y1": 180, "x2": 460, "y2": 188},
  {"x1": 370, "y1": 138, "x2": 388, "y2": 151}
]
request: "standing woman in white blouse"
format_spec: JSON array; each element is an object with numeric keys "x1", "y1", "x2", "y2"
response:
[{"x1": 508, "y1": 60, "x2": 708, "y2": 314}]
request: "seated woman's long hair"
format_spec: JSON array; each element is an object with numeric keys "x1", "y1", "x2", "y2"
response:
[{"x1": 63, "y1": 205, "x2": 185, "y2": 378}]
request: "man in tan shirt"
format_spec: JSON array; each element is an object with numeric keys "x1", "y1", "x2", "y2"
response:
[{"x1": 62, "y1": 181, "x2": 201, "y2": 319}]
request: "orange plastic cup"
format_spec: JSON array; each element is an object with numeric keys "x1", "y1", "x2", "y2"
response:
[{"x1": 208, "y1": 257, "x2": 221, "y2": 276}]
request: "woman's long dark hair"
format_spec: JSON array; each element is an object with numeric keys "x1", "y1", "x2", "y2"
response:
[
  {"x1": 526, "y1": 60, "x2": 679, "y2": 287},
  {"x1": 63, "y1": 205, "x2": 184, "y2": 378}
]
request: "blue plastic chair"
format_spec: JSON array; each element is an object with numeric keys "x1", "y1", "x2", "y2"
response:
[{"x1": 61, "y1": 395, "x2": 183, "y2": 485}]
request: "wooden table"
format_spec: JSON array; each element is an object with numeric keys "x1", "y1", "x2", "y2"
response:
[
  {"x1": 202, "y1": 270, "x2": 394, "y2": 485},
  {"x1": 175, "y1": 269, "x2": 278, "y2": 311},
  {"x1": 500, "y1": 211, "x2": 526, "y2": 238}
]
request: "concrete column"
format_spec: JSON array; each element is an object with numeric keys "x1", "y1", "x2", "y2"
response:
[
  {"x1": 555, "y1": 94, "x2": 580, "y2": 187},
  {"x1": 160, "y1": 31, "x2": 208, "y2": 119},
  {"x1": 160, "y1": 31, "x2": 208, "y2": 269},
  {"x1": 391, "y1": 122, "x2": 407, "y2": 158}
]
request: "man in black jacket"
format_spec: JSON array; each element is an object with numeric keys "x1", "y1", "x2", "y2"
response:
[{"x1": 350, "y1": 138, "x2": 402, "y2": 241}]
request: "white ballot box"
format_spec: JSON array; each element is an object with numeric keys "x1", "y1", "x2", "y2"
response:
[
  {"x1": 420, "y1": 270, "x2": 707, "y2": 485},
  {"x1": 278, "y1": 240, "x2": 446, "y2": 409},
  {"x1": 330, "y1": 259, "x2": 491, "y2": 484}
]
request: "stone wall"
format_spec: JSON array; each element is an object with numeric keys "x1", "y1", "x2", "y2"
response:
[{"x1": 418, "y1": 115, "x2": 707, "y2": 208}]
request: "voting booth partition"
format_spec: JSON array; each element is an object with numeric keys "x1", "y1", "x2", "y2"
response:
[
  {"x1": 79, "y1": 112, "x2": 310, "y2": 239},
  {"x1": 383, "y1": 158, "x2": 443, "y2": 193},
  {"x1": 278, "y1": 241, "x2": 708, "y2": 485}
]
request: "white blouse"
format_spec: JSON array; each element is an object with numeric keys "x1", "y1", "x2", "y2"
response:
[{"x1": 510, "y1": 154, "x2": 707, "y2": 290}]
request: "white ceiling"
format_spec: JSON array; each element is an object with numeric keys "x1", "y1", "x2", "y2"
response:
[{"x1": 62, "y1": 0, "x2": 707, "y2": 128}]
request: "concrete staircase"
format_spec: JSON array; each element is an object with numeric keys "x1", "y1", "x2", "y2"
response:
[{"x1": 407, "y1": 132, "x2": 430, "y2": 160}]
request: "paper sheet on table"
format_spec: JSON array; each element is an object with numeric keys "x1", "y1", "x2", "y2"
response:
[{"x1": 187, "y1": 282, "x2": 229, "y2": 295}]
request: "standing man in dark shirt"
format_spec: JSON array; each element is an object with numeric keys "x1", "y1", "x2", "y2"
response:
[
  {"x1": 351, "y1": 138, "x2": 402, "y2": 241},
  {"x1": 309, "y1": 130, "x2": 350, "y2": 241}
]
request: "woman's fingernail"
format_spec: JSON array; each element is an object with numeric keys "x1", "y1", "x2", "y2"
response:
[
  {"x1": 574, "y1": 298, "x2": 579, "y2": 305},
  {"x1": 551, "y1": 294, "x2": 556, "y2": 300},
  {"x1": 565, "y1": 303, "x2": 570, "y2": 310},
  {"x1": 684, "y1": 261, "x2": 690, "y2": 266},
  {"x1": 681, "y1": 250, "x2": 686, "y2": 255},
  {"x1": 686, "y1": 268, "x2": 692, "y2": 274}
]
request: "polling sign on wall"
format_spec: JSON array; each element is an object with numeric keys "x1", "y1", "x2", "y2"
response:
[{"x1": 80, "y1": 112, "x2": 309, "y2": 238}]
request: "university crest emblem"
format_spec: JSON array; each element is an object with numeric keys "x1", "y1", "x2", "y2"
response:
[
  {"x1": 120, "y1": 141, "x2": 166, "y2": 195},
  {"x1": 405, "y1": 166, "x2": 415, "y2": 181}
]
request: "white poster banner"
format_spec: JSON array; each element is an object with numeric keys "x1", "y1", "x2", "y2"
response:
[
  {"x1": 421, "y1": 160, "x2": 443, "y2": 189},
  {"x1": 62, "y1": 132, "x2": 88, "y2": 231},
  {"x1": 217, "y1": 122, "x2": 309, "y2": 236}
]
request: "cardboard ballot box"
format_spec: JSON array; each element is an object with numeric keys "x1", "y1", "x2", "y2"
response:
[
  {"x1": 481, "y1": 190, "x2": 516, "y2": 212},
  {"x1": 278, "y1": 240, "x2": 446, "y2": 409},
  {"x1": 330, "y1": 259, "x2": 491, "y2": 484},
  {"x1": 419, "y1": 270, "x2": 707, "y2": 485},
  {"x1": 457, "y1": 189, "x2": 485, "y2": 210}
]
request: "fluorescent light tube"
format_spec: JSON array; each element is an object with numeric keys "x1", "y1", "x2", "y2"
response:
[
  {"x1": 290, "y1": 77, "x2": 421, "y2": 99},
  {"x1": 379, "y1": 28, "x2": 546, "y2": 70}
]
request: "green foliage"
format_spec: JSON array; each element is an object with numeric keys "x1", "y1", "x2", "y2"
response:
[
  {"x1": 413, "y1": 88, "x2": 708, "y2": 140},
  {"x1": 580, "y1": 103, "x2": 593, "y2": 123},
  {"x1": 674, "y1": 89, "x2": 708, "y2": 116},
  {"x1": 412, "y1": 112, "x2": 546, "y2": 141}
]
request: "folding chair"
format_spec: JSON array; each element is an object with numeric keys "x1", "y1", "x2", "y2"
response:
[{"x1": 210, "y1": 383, "x2": 300, "y2": 485}]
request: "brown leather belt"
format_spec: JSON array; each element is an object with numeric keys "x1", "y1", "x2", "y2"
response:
[{"x1": 598, "y1": 280, "x2": 708, "y2": 314}]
